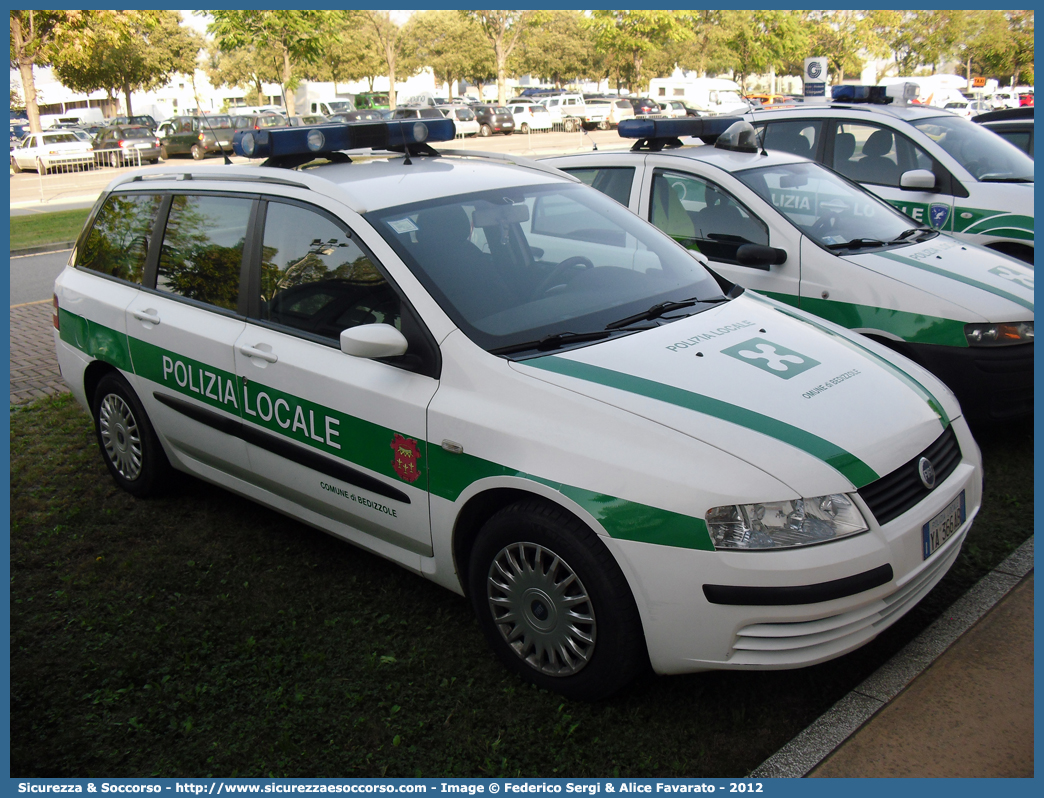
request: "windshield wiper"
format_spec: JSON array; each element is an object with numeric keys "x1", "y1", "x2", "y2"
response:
[
  {"x1": 889, "y1": 227, "x2": 935, "y2": 244},
  {"x1": 825, "y1": 238, "x2": 887, "y2": 251},
  {"x1": 605, "y1": 295, "x2": 728, "y2": 330},
  {"x1": 490, "y1": 330, "x2": 616, "y2": 356}
]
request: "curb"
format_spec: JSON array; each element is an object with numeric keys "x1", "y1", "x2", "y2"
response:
[
  {"x1": 749, "y1": 535, "x2": 1035, "y2": 778},
  {"x1": 10, "y1": 242, "x2": 75, "y2": 258}
]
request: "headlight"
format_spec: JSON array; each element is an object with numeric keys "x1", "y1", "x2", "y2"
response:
[
  {"x1": 706, "y1": 494, "x2": 868, "y2": 550},
  {"x1": 965, "y1": 321, "x2": 1033, "y2": 346}
]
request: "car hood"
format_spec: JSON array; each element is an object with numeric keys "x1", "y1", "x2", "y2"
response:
[
  {"x1": 843, "y1": 235, "x2": 1034, "y2": 321},
  {"x1": 511, "y1": 293, "x2": 957, "y2": 495}
]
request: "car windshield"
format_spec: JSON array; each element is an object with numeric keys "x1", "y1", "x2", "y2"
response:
[
  {"x1": 326, "y1": 101, "x2": 352, "y2": 113},
  {"x1": 735, "y1": 161, "x2": 932, "y2": 251},
  {"x1": 367, "y1": 183, "x2": 726, "y2": 354},
  {"x1": 206, "y1": 115, "x2": 234, "y2": 129},
  {"x1": 911, "y1": 114, "x2": 1034, "y2": 182},
  {"x1": 454, "y1": 109, "x2": 475, "y2": 120}
]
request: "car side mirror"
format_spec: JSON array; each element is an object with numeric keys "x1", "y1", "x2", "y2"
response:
[
  {"x1": 340, "y1": 324, "x2": 408, "y2": 359},
  {"x1": 736, "y1": 244, "x2": 787, "y2": 270},
  {"x1": 900, "y1": 169, "x2": 937, "y2": 191}
]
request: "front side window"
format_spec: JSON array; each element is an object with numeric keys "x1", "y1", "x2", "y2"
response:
[
  {"x1": 651, "y1": 170, "x2": 768, "y2": 263},
  {"x1": 257, "y1": 202, "x2": 400, "y2": 342},
  {"x1": 77, "y1": 193, "x2": 164, "y2": 283},
  {"x1": 911, "y1": 114, "x2": 1034, "y2": 182},
  {"x1": 368, "y1": 183, "x2": 725, "y2": 354},
  {"x1": 156, "y1": 194, "x2": 253, "y2": 311}
]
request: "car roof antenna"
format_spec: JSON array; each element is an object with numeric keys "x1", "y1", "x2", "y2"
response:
[
  {"x1": 199, "y1": 107, "x2": 233, "y2": 165},
  {"x1": 279, "y1": 84, "x2": 293, "y2": 126},
  {"x1": 397, "y1": 121, "x2": 413, "y2": 165}
]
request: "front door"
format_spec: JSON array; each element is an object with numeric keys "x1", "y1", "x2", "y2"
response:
[{"x1": 233, "y1": 196, "x2": 438, "y2": 555}]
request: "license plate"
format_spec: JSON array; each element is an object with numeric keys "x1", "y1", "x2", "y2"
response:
[{"x1": 922, "y1": 490, "x2": 965, "y2": 559}]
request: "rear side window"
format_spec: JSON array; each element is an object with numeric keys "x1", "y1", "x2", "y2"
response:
[
  {"x1": 759, "y1": 120, "x2": 822, "y2": 160},
  {"x1": 77, "y1": 193, "x2": 164, "y2": 284},
  {"x1": 156, "y1": 194, "x2": 253, "y2": 311},
  {"x1": 562, "y1": 166, "x2": 635, "y2": 206}
]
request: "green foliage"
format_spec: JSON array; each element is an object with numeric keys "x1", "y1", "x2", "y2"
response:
[
  {"x1": 403, "y1": 11, "x2": 492, "y2": 95},
  {"x1": 587, "y1": 10, "x2": 690, "y2": 92},
  {"x1": 10, "y1": 394, "x2": 1032, "y2": 777},
  {"x1": 513, "y1": 11, "x2": 596, "y2": 88},
  {"x1": 302, "y1": 12, "x2": 385, "y2": 90},
  {"x1": 961, "y1": 11, "x2": 1035, "y2": 84}
]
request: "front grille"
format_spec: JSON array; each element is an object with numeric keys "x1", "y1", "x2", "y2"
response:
[{"x1": 858, "y1": 426, "x2": 961, "y2": 526}]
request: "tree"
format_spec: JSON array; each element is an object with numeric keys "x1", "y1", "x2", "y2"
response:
[
  {"x1": 513, "y1": 10, "x2": 596, "y2": 88},
  {"x1": 880, "y1": 11, "x2": 966, "y2": 76},
  {"x1": 205, "y1": 41, "x2": 282, "y2": 108},
  {"x1": 364, "y1": 11, "x2": 415, "y2": 109},
  {"x1": 804, "y1": 10, "x2": 890, "y2": 84},
  {"x1": 672, "y1": 11, "x2": 736, "y2": 79},
  {"x1": 206, "y1": 10, "x2": 336, "y2": 115},
  {"x1": 51, "y1": 11, "x2": 202, "y2": 117},
  {"x1": 587, "y1": 11, "x2": 689, "y2": 93},
  {"x1": 461, "y1": 11, "x2": 539, "y2": 105},
  {"x1": 405, "y1": 10, "x2": 490, "y2": 97},
  {"x1": 302, "y1": 12, "x2": 385, "y2": 91},
  {"x1": 963, "y1": 11, "x2": 1035, "y2": 85},
  {"x1": 11, "y1": 11, "x2": 74, "y2": 133}
]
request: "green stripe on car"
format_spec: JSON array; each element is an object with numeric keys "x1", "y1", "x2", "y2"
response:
[
  {"x1": 878, "y1": 251, "x2": 1033, "y2": 312},
  {"x1": 526, "y1": 355, "x2": 880, "y2": 488}
]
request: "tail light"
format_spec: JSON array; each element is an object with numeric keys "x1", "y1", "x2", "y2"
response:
[
  {"x1": 118, "y1": 140, "x2": 129, "y2": 148},
  {"x1": 198, "y1": 133, "x2": 205, "y2": 141},
  {"x1": 52, "y1": 294, "x2": 60, "y2": 330}
]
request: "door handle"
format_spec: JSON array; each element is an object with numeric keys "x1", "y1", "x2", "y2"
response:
[
  {"x1": 132, "y1": 309, "x2": 160, "y2": 325},
  {"x1": 238, "y1": 344, "x2": 278, "y2": 363}
]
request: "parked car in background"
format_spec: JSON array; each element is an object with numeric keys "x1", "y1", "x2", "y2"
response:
[
  {"x1": 536, "y1": 93, "x2": 588, "y2": 131},
  {"x1": 438, "y1": 105, "x2": 480, "y2": 137},
  {"x1": 10, "y1": 130, "x2": 94, "y2": 173},
  {"x1": 353, "y1": 92, "x2": 390, "y2": 110},
  {"x1": 92, "y1": 124, "x2": 162, "y2": 166},
  {"x1": 328, "y1": 110, "x2": 385, "y2": 123},
  {"x1": 1019, "y1": 93, "x2": 1034, "y2": 107},
  {"x1": 974, "y1": 107, "x2": 1034, "y2": 158},
  {"x1": 285, "y1": 114, "x2": 331, "y2": 127},
  {"x1": 745, "y1": 94, "x2": 790, "y2": 109},
  {"x1": 156, "y1": 115, "x2": 235, "y2": 161},
  {"x1": 581, "y1": 98, "x2": 636, "y2": 129},
  {"x1": 627, "y1": 97, "x2": 664, "y2": 117},
  {"x1": 505, "y1": 102, "x2": 552, "y2": 133},
  {"x1": 472, "y1": 105, "x2": 515, "y2": 136},
  {"x1": 230, "y1": 113, "x2": 287, "y2": 132},
  {"x1": 110, "y1": 115, "x2": 158, "y2": 132},
  {"x1": 659, "y1": 100, "x2": 690, "y2": 119},
  {"x1": 10, "y1": 122, "x2": 28, "y2": 150},
  {"x1": 391, "y1": 106, "x2": 445, "y2": 121},
  {"x1": 943, "y1": 99, "x2": 990, "y2": 119}
]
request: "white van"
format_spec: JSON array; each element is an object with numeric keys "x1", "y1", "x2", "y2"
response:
[{"x1": 649, "y1": 77, "x2": 748, "y2": 116}]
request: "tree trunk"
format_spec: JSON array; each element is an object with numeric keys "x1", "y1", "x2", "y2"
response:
[
  {"x1": 12, "y1": 16, "x2": 43, "y2": 134},
  {"x1": 388, "y1": 47, "x2": 397, "y2": 110},
  {"x1": 496, "y1": 40, "x2": 507, "y2": 106},
  {"x1": 124, "y1": 82, "x2": 134, "y2": 117},
  {"x1": 282, "y1": 46, "x2": 295, "y2": 115}
]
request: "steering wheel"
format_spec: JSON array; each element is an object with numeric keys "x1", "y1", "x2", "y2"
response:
[
  {"x1": 809, "y1": 213, "x2": 841, "y2": 238},
  {"x1": 531, "y1": 256, "x2": 595, "y2": 297}
]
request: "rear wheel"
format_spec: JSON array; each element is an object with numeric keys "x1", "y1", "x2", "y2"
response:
[
  {"x1": 479, "y1": 124, "x2": 492, "y2": 137},
  {"x1": 92, "y1": 372, "x2": 171, "y2": 498},
  {"x1": 563, "y1": 118, "x2": 577, "y2": 133},
  {"x1": 191, "y1": 144, "x2": 205, "y2": 161},
  {"x1": 520, "y1": 122, "x2": 530, "y2": 133},
  {"x1": 598, "y1": 120, "x2": 609, "y2": 131},
  {"x1": 468, "y1": 498, "x2": 647, "y2": 700}
]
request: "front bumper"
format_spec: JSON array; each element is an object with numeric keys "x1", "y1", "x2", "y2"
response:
[
  {"x1": 603, "y1": 417, "x2": 983, "y2": 675},
  {"x1": 909, "y1": 341, "x2": 1032, "y2": 422}
]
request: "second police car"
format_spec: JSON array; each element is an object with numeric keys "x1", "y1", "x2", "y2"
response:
[
  {"x1": 546, "y1": 117, "x2": 1034, "y2": 422},
  {"x1": 54, "y1": 118, "x2": 983, "y2": 699}
]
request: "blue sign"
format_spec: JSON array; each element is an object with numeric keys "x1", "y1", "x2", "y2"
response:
[{"x1": 929, "y1": 203, "x2": 951, "y2": 229}]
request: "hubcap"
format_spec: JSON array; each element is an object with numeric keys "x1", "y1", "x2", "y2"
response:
[
  {"x1": 98, "y1": 393, "x2": 143, "y2": 481},
  {"x1": 486, "y1": 541, "x2": 596, "y2": 676}
]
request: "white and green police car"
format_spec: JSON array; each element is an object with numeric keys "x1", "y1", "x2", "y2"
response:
[
  {"x1": 738, "y1": 86, "x2": 1035, "y2": 265},
  {"x1": 54, "y1": 118, "x2": 982, "y2": 699},
  {"x1": 547, "y1": 117, "x2": 1034, "y2": 422}
]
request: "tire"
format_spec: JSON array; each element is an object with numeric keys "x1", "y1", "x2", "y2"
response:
[
  {"x1": 160, "y1": 146, "x2": 169, "y2": 160},
  {"x1": 598, "y1": 120, "x2": 609, "y2": 131},
  {"x1": 92, "y1": 372, "x2": 171, "y2": 498},
  {"x1": 109, "y1": 151, "x2": 120, "y2": 168},
  {"x1": 479, "y1": 124, "x2": 492, "y2": 137},
  {"x1": 468, "y1": 498, "x2": 647, "y2": 700},
  {"x1": 11, "y1": 157, "x2": 21, "y2": 174},
  {"x1": 191, "y1": 144, "x2": 205, "y2": 161},
  {"x1": 520, "y1": 123, "x2": 530, "y2": 134}
]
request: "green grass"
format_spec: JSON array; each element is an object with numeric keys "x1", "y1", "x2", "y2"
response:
[
  {"x1": 10, "y1": 394, "x2": 1033, "y2": 777},
  {"x1": 10, "y1": 208, "x2": 90, "y2": 251}
]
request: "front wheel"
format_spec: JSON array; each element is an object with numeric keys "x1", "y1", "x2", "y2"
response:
[
  {"x1": 92, "y1": 372, "x2": 172, "y2": 497},
  {"x1": 598, "y1": 120, "x2": 609, "y2": 131},
  {"x1": 563, "y1": 118, "x2": 577, "y2": 133},
  {"x1": 520, "y1": 122, "x2": 529, "y2": 133},
  {"x1": 468, "y1": 499, "x2": 646, "y2": 700}
]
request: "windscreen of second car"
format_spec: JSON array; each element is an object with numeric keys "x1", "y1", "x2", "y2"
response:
[
  {"x1": 911, "y1": 114, "x2": 1033, "y2": 182},
  {"x1": 368, "y1": 182, "x2": 726, "y2": 355},
  {"x1": 735, "y1": 161, "x2": 937, "y2": 251}
]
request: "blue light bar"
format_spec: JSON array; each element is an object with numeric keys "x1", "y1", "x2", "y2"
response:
[
  {"x1": 617, "y1": 116, "x2": 744, "y2": 143},
  {"x1": 232, "y1": 118, "x2": 456, "y2": 159},
  {"x1": 831, "y1": 85, "x2": 889, "y2": 104}
]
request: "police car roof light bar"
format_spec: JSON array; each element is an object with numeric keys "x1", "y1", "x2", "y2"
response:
[
  {"x1": 618, "y1": 116, "x2": 745, "y2": 150},
  {"x1": 232, "y1": 118, "x2": 456, "y2": 162}
]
